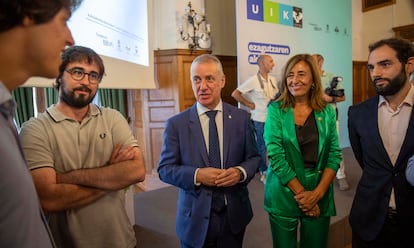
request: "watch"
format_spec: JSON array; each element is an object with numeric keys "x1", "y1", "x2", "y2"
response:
[{"x1": 238, "y1": 168, "x2": 244, "y2": 181}]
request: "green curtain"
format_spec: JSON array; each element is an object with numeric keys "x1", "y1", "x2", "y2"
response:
[
  {"x1": 46, "y1": 87, "x2": 59, "y2": 107},
  {"x1": 98, "y1": 89, "x2": 127, "y2": 118},
  {"x1": 11, "y1": 87, "x2": 34, "y2": 129}
]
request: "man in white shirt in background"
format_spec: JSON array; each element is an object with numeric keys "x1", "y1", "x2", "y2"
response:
[{"x1": 232, "y1": 54, "x2": 280, "y2": 183}]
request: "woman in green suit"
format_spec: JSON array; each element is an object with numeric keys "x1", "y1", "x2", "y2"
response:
[{"x1": 264, "y1": 54, "x2": 342, "y2": 248}]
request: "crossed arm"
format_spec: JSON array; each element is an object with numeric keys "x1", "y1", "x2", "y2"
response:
[{"x1": 31, "y1": 144, "x2": 146, "y2": 213}]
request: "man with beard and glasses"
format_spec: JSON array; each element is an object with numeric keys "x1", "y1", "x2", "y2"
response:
[
  {"x1": 19, "y1": 46, "x2": 146, "y2": 248},
  {"x1": 348, "y1": 38, "x2": 414, "y2": 248}
]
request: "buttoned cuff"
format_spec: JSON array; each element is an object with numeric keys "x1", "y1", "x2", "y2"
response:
[{"x1": 194, "y1": 168, "x2": 201, "y2": 186}]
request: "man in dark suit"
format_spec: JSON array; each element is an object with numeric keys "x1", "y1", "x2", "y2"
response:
[
  {"x1": 348, "y1": 38, "x2": 414, "y2": 248},
  {"x1": 158, "y1": 54, "x2": 260, "y2": 248}
]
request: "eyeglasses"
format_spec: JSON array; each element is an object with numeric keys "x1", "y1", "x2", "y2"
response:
[{"x1": 65, "y1": 68, "x2": 101, "y2": 84}]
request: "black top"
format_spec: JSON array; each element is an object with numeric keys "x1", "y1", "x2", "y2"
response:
[{"x1": 295, "y1": 111, "x2": 319, "y2": 169}]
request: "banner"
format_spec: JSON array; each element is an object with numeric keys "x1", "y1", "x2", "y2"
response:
[{"x1": 236, "y1": 0, "x2": 352, "y2": 147}]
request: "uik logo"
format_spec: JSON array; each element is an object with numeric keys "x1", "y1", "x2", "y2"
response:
[{"x1": 247, "y1": 0, "x2": 303, "y2": 28}]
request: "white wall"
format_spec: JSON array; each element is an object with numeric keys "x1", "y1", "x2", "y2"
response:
[
  {"x1": 153, "y1": 0, "x2": 207, "y2": 50},
  {"x1": 153, "y1": 0, "x2": 177, "y2": 50}
]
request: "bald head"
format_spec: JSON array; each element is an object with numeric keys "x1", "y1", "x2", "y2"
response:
[{"x1": 257, "y1": 55, "x2": 275, "y2": 74}]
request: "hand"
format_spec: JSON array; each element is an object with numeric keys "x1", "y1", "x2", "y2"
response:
[
  {"x1": 248, "y1": 102, "x2": 255, "y2": 110},
  {"x1": 215, "y1": 167, "x2": 241, "y2": 187},
  {"x1": 196, "y1": 167, "x2": 225, "y2": 186},
  {"x1": 108, "y1": 144, "x2": 135, "y2": 165},
  {"x1": 304, "y1": 204, "x2": 320, "y2": 218},
  {"x1": 294, "y1": 190, "x2": 320, "y2": 212},
  {"x1": 196, "y1": 167, "x2": 241, "y2": 187},
  {"x1": 323, "y1": 93, "x2": 332, "y2": 103}
]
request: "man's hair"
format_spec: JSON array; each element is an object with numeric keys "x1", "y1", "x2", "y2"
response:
[
  {"x1": 55, "y1": 46, "x2": 105, "y2": 89},
  {"x1": 369, "y1": 38, "x2": 414, "y2": 64},
  {"x1": 278, "y1": 53, "x2": 326, "y2": 111},
  {"x1": 0, "y1": 0, "x2": 83, "y2": 32},
  {"x1": 190, "y1": 54, "x2": 224, "y2": 77}
]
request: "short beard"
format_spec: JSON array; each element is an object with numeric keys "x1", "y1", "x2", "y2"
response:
[
  {"x1": 60, "y1": 85, "x2": 95, "y2": 108},
  {"x1": 373, "y1": 69, "x2": 407, "y2": 96}
]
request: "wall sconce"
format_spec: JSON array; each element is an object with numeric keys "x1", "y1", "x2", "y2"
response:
[{"x1": 179, "y1": 2, "x2": 211, "y2": 50}]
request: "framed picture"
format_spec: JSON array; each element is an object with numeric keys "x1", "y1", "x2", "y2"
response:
[{"x1": 362, "y1": 0, "x2": 396, "y2": 12}]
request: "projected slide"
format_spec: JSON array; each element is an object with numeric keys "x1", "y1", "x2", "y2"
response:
[{"x1": 68, "y1": 0, "x2": 149, "y2": 66}]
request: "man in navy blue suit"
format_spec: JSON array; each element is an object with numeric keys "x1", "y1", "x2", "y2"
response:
[
  {"x1": 348, "y1": 38, "x2": 414, "y2": 248},
  {"x1": 158, "y1": 54, "x2": 260, "y2": 248}
]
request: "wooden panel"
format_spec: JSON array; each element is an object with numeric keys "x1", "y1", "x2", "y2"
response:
[
  {"x1": 149, "y1": 106, "x2": 176, "y2": 123},
  {"x1": 149, "y1": 57, "x2": 176, "y2": 102},
  {"x1": 217, "y1": 55, "x2": 238, "y2": 106},
  {"x1": 352, "y1": 61, "x2": 376, "y2": 104},
  {"x1": 133, "y1": 100, "x2": 143, "y2": 128},
  {"x1": 393, "y1": 24, "x2": 414, "y2": 41},
  {"x1": 149, "y1": 127, "x2": 164, "y2": 174},
  {"x1": 180, "y1": 56, "x2": 197, "y2": 111}
]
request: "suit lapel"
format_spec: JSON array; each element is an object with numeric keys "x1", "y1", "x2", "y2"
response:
[
  {"x1": 189, "y1": 105, "x2": 209, "y2": 167},
  {"x1": 222, "y1": 104, "x2": 231, "y2": 168},
  {"x1": 285, "y1": 107, "x2": 301, "y2": 153},
  {"x1": 395, "y1": 106, "x2": 414, "y2": 168},
  {"x1": 368, "y1": 97, "x2": 393, "y2": 167},
  {"x1": 314, "y1": 110, "x2": 325, "y2": 158}
]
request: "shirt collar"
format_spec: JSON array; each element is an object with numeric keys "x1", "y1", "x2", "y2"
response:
[
  {"x1": 46, "y1": 103, "x2": 102, "y2": 122},
  {"x1": 378, "y1": 84, "x2": 414, "y2": 108},
  {"x1": 0, "y1": 81, "x2": 12, "y2": 106},
  {"x1": 0, "y1": 81, "x2": 16, "y2": 117},
  {"x1": 196, "y1": 100, "x2": 223, "y2": 116}
]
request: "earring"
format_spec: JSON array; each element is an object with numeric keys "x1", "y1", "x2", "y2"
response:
[{"x1": 311, "y1": 83, "x2": 315, "y2": 90}]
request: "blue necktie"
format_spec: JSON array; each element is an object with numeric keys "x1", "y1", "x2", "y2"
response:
[
  {"x1": 206, "y1": 110, "x2": 221, "y2": 168},
  {"x1": 206, "y1": 110, "x2": 225, "y2": 212}
]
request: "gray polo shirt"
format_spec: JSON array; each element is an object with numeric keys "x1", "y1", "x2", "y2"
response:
[{"x1": 20, "y1": 104, "x2": 138, "y2": 248}]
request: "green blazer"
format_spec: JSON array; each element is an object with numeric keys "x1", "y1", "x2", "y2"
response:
[{"x1": 263, "y1": 101, "x2": 341, "y2": 217}]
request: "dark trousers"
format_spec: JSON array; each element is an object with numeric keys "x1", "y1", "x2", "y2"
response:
[
  {"x1": 252, "y1": 121, "x2": 267, "y2": 173},
  {"x1": 181, "y1": 208, "x2": 245, "y2": 248},
  {"x1": 352, "y1": 209, "x2": 412, "y2": 248}
]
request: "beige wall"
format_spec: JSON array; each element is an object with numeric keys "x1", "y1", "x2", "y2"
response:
[
  {"x1": 153, "y1": 0, "x2": 236, "y2": 54},
  {"x1": 352, "y1": 0, "x2": 414, "y2": 61},
  {"x1": 154, "y1": 0, "x2": 208, "y2": 50},
  {"x1": 205, "y1": 0, "x2": 237, "y2": 56}
]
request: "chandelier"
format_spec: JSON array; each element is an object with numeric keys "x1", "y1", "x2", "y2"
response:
[{"x1": 179, "y1": 2, "x2": 211, "y2": 50}]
